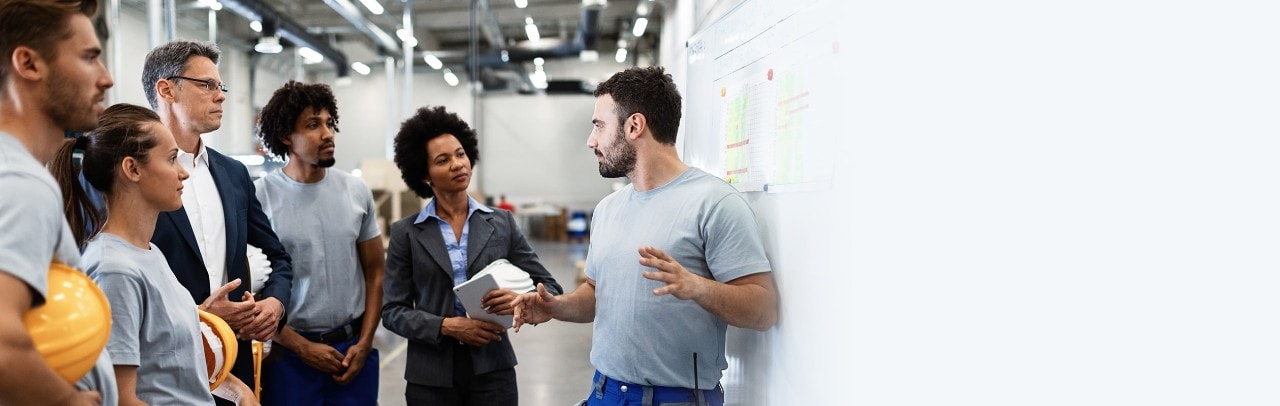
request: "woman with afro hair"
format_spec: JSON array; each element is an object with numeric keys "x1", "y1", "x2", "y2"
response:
[{"x1": 381, "y1": 105, "x2": 562, "y2": 406}]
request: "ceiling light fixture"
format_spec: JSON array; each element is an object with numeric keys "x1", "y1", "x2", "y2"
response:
[
  {"x1": 351, "y1": 62, "x2": 371, "y2": 75},
  {"x1": 298, "y1": 47, "x2": 324, "y2": 64},
  {"x1": 396, "y1": 28, "x2": 417, "y2": 47},
  {"x1": 423, "y1": 53, "x2": 443, "y2": 70},
  {"x1": 615, "y1": 48, "x2": 627, "y2": 63},
  {"x1": 514, "y1": 0, "x2": 527, "y2": 8},
  {"x1": 525, "y1": 17, "x2": 540, "y2": 41},
  {"x1": 197, "y1": 0, "x2": 222, "y2": 11},
  {"x1": 249, "y1": 20, "x2": 262, "y2": 32},
  {"x1": 443, "y1": 69, "x2": 459, "y2": 87},
  {"x1": 632, "y1": 17, "x2": 648, "y2": 37},
  {"x1": 254, "y1": 35, "x2": 282, "y2": 54}
]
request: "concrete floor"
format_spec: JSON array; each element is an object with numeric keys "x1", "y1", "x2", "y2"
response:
[{"x1": 372, "y1": 239, "x2": 596, "y2": 406}]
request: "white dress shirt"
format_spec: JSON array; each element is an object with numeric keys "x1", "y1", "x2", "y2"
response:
[{"x1": 177, "y1": 143, "x2": 228, "y2": 293}]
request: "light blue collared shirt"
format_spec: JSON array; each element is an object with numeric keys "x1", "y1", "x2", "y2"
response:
[{"x1": 415, "y1": 196, "x2": 493, "y2": 316}]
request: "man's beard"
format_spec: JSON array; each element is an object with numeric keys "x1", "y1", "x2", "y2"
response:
[
  {"x1": 597, "y1": 128, "x2": 635, "y2": 178},
  {"x1": 45, "y1": 74, "x2": 98, "y2": 132},
  {"x1": 318, "y1": 157, "x2": 336, "y2": 168}
]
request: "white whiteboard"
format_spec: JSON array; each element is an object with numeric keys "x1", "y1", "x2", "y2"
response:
[
  {"x1": 684, "y1": 0, "x2": 849, "y2": 404},
  {"x1": 680, "y1": 0, "x2": 1280, "y2": 405}
]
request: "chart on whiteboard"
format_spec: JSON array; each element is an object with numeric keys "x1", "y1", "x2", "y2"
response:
[{"x1": 688, "y1": 0, "x2": 838, "y2": 193}]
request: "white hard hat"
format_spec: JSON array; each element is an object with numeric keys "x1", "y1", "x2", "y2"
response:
[{"x1": 477, "y1": 259, "x2": 535, "y2": 293}]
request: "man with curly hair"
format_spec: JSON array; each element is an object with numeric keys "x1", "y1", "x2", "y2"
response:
[
  {"x1": 513, "y1": 66, "x2": 779, "y2": 406},
  {"x1": 252, "y1": 80, "x2": 384, "y2": 406}
]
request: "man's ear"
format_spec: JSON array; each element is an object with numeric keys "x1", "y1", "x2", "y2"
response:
[
  {"x1": 10, "y1": 46, "x2": 46, "y2": 81},
  {"x1": 626, "y1": 113, "x2": 648, "y2": 141},
  {"x1": 120, "y1": 156, "x2": 143, "y2": 182},
  {"x1": 156, "y1": 79, "x2": 176, "y2": 103}
]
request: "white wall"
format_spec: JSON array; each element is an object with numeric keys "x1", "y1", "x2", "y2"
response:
[{"x1": 478, "y1": 94, "x2": 615, "y2": 209}]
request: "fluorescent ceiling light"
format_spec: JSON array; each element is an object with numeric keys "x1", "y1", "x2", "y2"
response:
[
  {"x1": 632, "y1": 17, "x2": 648, "y2": 37},
  {"x1": 254, "y1": 36, "x2": 282, "y2": 54},
  {"x1": 249, "y1": 20, "x2": 262, "y2": 32},
  {"x1": 443, "y1": 69, "x2": 459, "y2": 87},
  {"x1": 358, "y1": 0, "x2": 384, "y2": 15},
  {"x1": 615, "y1": 48, "x2": 627, "y2": 63},
  {"x1": 396, "y1": 28, "x2": 417, "y2": 47},
  {"x1": 334, "y1": 76, "x2": 353, "y2": 87},
  {"x1": 298, "y1": 47, "x2": 324, "y2": 64},
  {"x1": 579, "y1": 50, "x2": 599, "y2": 62},
  {"x1": 530, "y1": 68, "x2": 547, "y2": 89},
  {"x1": 533, "y1": 57, "x2": 544, "y2": 66},
  {"x1": 525, "y1": 20, "x2": 540, "y2": 41},
  {"x1": 514, "y1": 0, "x2": 527, "y2": 8},
  {"x1": 423, "y1": 53, "x2": 443, "y2": 70},
  {"x1": 351, "y1": 62, "x2": 371, "y2": 75},
  {"x1": 636, "y1": 2, "x2": 650, "y2": 16},
  {"x1": 197, "y1": 0, "x2": 222, "y2": 10}
]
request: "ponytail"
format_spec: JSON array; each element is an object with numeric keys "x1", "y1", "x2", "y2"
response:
[{"x1": 49, "y1": 137, "x2": 103, "y2": 249}]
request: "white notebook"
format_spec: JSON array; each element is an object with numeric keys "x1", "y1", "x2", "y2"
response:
[{"x1": 452, "y1": 272, "x2": 513, "y2": 329}]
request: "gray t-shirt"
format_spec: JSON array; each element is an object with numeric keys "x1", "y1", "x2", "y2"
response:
[
  {"x1": 255, "y1": 168, "x2": 380, "y2": 331},
  {"x1": 586, "y1": 167, "x2": 771, "y2": 389},
  {"x1": 0, "y1": 132, "x2": 117, "y2": 404},
  {"x1": 84, "y1": 233, "x2": 213, "y2": 405}
]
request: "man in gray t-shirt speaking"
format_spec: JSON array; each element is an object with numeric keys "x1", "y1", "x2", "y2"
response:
[
  {"x1": 253, "y1": 81, "x2": 384, "y2": 405},
  {"x1": 514, "y1": 66, "x2": 779, "y2": 406}
]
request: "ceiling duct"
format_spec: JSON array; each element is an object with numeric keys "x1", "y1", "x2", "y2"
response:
[
  {"x1": 219, "y1": 0, "x2": 351, "y2": 77},
  {"x1": 462, "y1": 5, "x2": 601, "y2": 68},
  {"x1": 320, "y1": 0, "x2": 402, "y2": 57}
]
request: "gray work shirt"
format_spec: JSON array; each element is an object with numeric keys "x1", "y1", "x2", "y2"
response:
[
  {"x1": 586, "y1": 167, "x2": 772, "y2": 389},
  {"x1": 255, "y1": 168, "x2": 380, "y2": 331},
  {"x1": 0, "y1": 132, "x2": 117, "y2": 404},
  {"x1": 84, "y1": 233, "x2": 214, "y2": 405}
]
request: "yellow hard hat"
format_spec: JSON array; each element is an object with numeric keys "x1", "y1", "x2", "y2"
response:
[
  {"x1": 198, "y1": 309, "x2": 238, "y2": 389},
  {"x1": 22, "y1": 262, "x2": 111, "y2": 384}
]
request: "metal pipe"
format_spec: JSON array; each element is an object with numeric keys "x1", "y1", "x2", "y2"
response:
[
  {"x1": 147, "y1": 0, "x2": 163, "y2": 49},
  {"x1": 108, "y1": 0, "x2": 121, "y2": 103},
  {"x1": 219, "y1": 0, "x2": 351, "y2": 77},
  {"x1": 402, "y1": 0, "x2": 413, "y2": 120}
]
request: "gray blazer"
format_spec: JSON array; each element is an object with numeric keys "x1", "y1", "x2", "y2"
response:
[{"x1": 381, "y1": 208, "x2": 562, "y2": 387}]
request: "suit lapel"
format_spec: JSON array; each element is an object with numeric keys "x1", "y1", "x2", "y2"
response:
[
  {"x1": 414, "y1": 219, "x2": 455, "y2": 277},
  {"x1": 161, "y1": 208, "x2": 204, "y2": 264},
  {"x1": 205, "y1": 150, "x2": 240, "y2": 272},
  {"x1": 465, "y1": 212, "x2": 495, "y2": 278}
]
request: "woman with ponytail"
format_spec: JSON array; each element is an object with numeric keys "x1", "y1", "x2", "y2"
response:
[{"x1": 50, "y1": 103, "x2": 259, "y2": 405}]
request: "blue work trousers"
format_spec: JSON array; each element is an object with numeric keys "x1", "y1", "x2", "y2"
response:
[
  {"x1": 261, "y1": 333, "x2": 379, "y2": 405},
  {"x1": 585, "y1": 371, "x2": 724, "y2": 406}
]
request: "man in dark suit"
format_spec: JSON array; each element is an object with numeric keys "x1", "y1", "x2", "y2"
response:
[{"x1": 141, "y1": 40, "x2": 293, "y2": 397}]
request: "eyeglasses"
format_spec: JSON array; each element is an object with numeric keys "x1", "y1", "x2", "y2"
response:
[{"x1": 167, "y1": 76, "x2": 228, "y2": 93}]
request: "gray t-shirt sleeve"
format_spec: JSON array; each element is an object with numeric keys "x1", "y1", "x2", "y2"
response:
[
  {"x1": 0, "y1": 172, "x2": 64, "y2": 303},
  {"x1": 93, "y1": 270, "x2": 145, "y2": 366},
  {"x1": 703, "y1": 193, "x2": 772, "y2": 282},
  {"x1": 356, "y1": 182, "x2": 380, "y2": 243}
]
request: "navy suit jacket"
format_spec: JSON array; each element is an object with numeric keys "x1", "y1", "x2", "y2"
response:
[
  {"x1": 382, "y1": 208, "x2": 562, "y2": 387},
  {"x1": 151, "y1": 146, "x2": 293, "y2": 382}
]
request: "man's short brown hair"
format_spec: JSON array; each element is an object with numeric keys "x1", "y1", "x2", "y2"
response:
[{"x1": 0, "y1": 0, "x2": 99, "y2": 92}]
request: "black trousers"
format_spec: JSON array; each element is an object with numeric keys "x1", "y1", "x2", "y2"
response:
[{"x1": 405, "y1": 344, "x2": 518, "y2": 406}]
